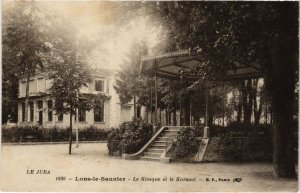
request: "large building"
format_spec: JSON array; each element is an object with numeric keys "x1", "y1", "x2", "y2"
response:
[{"x1": 17, "y1": 68, "x2": 141, "y2": 129}]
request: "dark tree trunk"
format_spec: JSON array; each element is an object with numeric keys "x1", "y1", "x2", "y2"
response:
[
  {"x1": 182, "y1": 96, "x2": 190, "y2": 126},
  {"x1": 242, "y1": 79, "x2": 252, "y2": 125},
  {"x1": 207, "y1": 96, "x2": 213, "y2": 128},
  {"x1": 208, "y1": 110, "x2": 213, "y2": 128},
  {"x1": 172, "y1": 109, "x2": 177, "y2": 126},
  {"x1": 165, "y1": 108, "x2": 169, "y2": 126},
  {"x1": 254, "y1": 102, "x2": 263, "y2": 126},
  {"x1": 269, "y1": 61, "x2": 296, "y2": 178},
  {"x1": 168, "y1": 110, "x2": 172, "y2": 126},
  {"x1": 237, "y1": 90, "x2": 242, "y2": 123},
  {"x1": 266, "y1": 2, "x2": 298, "y2": 177},
  {"x1": 144, "y1": 106, "x2": 148, "y2": 122},
  {"x1": 159, "y1": 108, "x2": 162, "y2": 124}
]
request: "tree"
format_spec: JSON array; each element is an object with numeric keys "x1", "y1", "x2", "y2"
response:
[
  {"x1": 143, "y1": 1, "x2": 298, "y2": 177},
  {"x1": 47, "y1": 20, "x2": 111, "y2": 154},
  {"x1": 114, "y1": 41, "x2": 148, "y2": 120},
  {"x1": 2, "y1": 2, "x2": 52, "y2": 124},
  {"x1": 123, "y1": 2, "x2": 299, "y2": 177}
]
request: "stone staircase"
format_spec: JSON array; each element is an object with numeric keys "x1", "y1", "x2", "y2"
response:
[
  {"x1": 140, "y1": 127, "x2": 180, "y2": 162},
  {"x1": 122, "y1": 126, "x2": 181, "y2": 163}
]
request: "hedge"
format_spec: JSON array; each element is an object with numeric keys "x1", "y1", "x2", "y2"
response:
[
  {"x1": 2, "y1": 125, "x2": 109, "y2": 142},
  {"x1": 203, "y1": 137, "x2": 273, "y2": 162}
]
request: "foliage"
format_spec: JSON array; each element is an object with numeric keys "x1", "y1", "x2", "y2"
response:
[
  {"x1": 46, "y1": 19, "x2": 94, "y2": 115},
  {"x1": 210, "y1": 123, "x2": 272, "y2": 138},
  {"x1": 107, "y1": 121, "x2": 154, "y2": 155},
  {"x1": 121, "y1": 121, "x2": 153, "y2": 154},
  {"x1": 174, "y1": 127, "x2": 197, "y2": 157},
  {"x1": 78, "y1": 126, "x2": 109, "y2": 141},
  {"x1": 114, "y1": 41, "x2": 149, "y2": 119},
  {"x1": 2, "y1": 2, "x2": 53, "y2": 124},
  {"x1": 107, "y1": 128, "x2": 124, "y2": 156},
  {"x1": 204, "y1": 137, "x2": 273, "y2": 162},
  {"x1": 2, "y1": 125, "x2": 109, "y2": 143}
]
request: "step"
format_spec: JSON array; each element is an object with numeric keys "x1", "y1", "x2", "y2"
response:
[
  {"x1": 164, "y1": 129, "x2": 180, "y2": 132},
  {"x1": 161, "y1": 133, "x2": 178, "y2": 137},
  {"x1": 153, "y1": 141, "x2": 169, "y2": 144},
  {"x1": 151, "y1": 143, "x2": 168, "y2": 147},
  {"x1": 165, "y1": 126, "x2": 181, "y2": 129},
  {"x1": 147, "y1": 148, "x2": 164, "y2": 153},
  {"x1": 158, "y1": 137, "x2": 173, "y2": 140},
  {"x1": 162, "y1": 130, "x2": 178, "y2": 134},
  {"x1": 151, "y1": 142, "x2": 167, "y2": 146},
  {"x1": 140, "y1": 156, "x2": 160, "y2": 161},
  {"x1": 144, "y1": 152, "x2": 161, "y2": 158},
  {"x1": 150, "y1": 144, "x2": 167, "y2": 149},
  {"x1": 156, "y1": 139, "x2": 172, "y2": 143}
]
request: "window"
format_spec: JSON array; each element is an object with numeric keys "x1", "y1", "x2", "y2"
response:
[
  {"x1": 137, "y1": 106, "x2": 141, "y2": 119},
  {"x1": 58, "y1": 112, "x2": 63, "y2": 122},
  {"x1": 37, "y1": 78, "x2": 45, "y2": 92},
  {"x1": 95, "y1": 80, "x2": 104, "y2": 92},
  {"x1": 45, "y1": 79, "x2": 53, "y2": 90},
  {"x1": 48, "y1": 100, "x2": 53, "y2": 122},
  {"x1": 38, "y1": 100, "x2": 43, "y2": 109},
  {"x1": 29, "y1": 102, "x2": 34, "y2": 122},
  {"x1": 37, "y1": 100, "x2": 43, "y2": 125},
  {"x1": 20, "y1": 81, "x2": 26, "y2": 96},
  {"x1": 78, "y1": 100, "x2": 86, "y2": 122},
  {"x1": 57, "y1": 102, "x2": 64, "y2": 122},
  {"x1": 29, "y1": 80, "x2": 36, "y2": 93},
  {"x1": 21, "y1": 102, "x2": 25, "y2": 122},
  {"x1": 94, "y1": 102, "x2": 104, "y2": 122}
]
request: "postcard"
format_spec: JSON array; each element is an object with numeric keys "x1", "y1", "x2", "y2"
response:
[{"x1": 1, "y1": 1, "x2": 298, "y2": 192}]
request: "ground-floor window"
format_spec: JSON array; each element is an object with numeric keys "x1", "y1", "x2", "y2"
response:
[
  {"x1": 94, "y1": 102, "x2": 104, "y2": 122},
  {"x1": 21, "y1": 102, "x2": 25, "y2": 122},
  {"x1": 57, "y1": 102, "x2": 64, "y2": 122},
  {"x1": 137, "y1": 106, "x2": 141, "y2": 118},
  {"x1": 48, "y1": 100, "x2": 53, "y2": 122},
  {"x1": 29, "y1": 102, "x2": 34, "y2": 122},
  {"x1": 78, "y1": 101, "x2": 86, "y2": 122},
  {"x1": 37, "y1": 100, "x2": 43, "y2": 125},
  {"x1": 58, "y1": 112, "x2": 63, "y2": 122}
]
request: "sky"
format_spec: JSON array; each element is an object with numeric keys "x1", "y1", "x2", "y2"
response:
[{"x1": 41, "y1": 2, "x2": 162, "y2": 70}]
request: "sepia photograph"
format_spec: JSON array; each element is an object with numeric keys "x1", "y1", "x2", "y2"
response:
[{"x1": 1, "y1": 1, "x2": 299, "y2": 192}]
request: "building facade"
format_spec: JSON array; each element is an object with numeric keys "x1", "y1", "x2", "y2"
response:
[{"x1": 17, "y1": 69, "x2": 141, "y2": 129}]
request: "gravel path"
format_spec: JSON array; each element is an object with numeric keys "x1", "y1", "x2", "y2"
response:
[{"x1": 1, "y1": 143, "x2": 298, "y2": 192}]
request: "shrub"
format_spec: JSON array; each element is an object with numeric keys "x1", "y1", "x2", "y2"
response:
[
  {"x1": 174, "y1": 127, "x2": 197, "y2": 157},
  {"x1": 2, "y1": 125, "x2": 109, "y2": 142},
  {"x1": 79, "y1": 126, "x2": 109, "y2": 141},
  {"x1": 2, "y1": 125, "x2": 42, "y2": 142},
  {"x1": 122, "y1": 122, "x2": 153, "y2": 154},
  {"x1": 210, "y1": 123, "x2": 272, "y2": 137},
  {"x1": 107, "y1": 121, "x2": 154, "y2": 156},
  {"x1": 107, "y1": 128, "x2": 123, "y2": 156},
  {"x1": 204, "y1": 137, "x2": 272, "y2": 162},
  {"x1": 194, "y1": 126, "x2": 204, "y2": 137}
]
